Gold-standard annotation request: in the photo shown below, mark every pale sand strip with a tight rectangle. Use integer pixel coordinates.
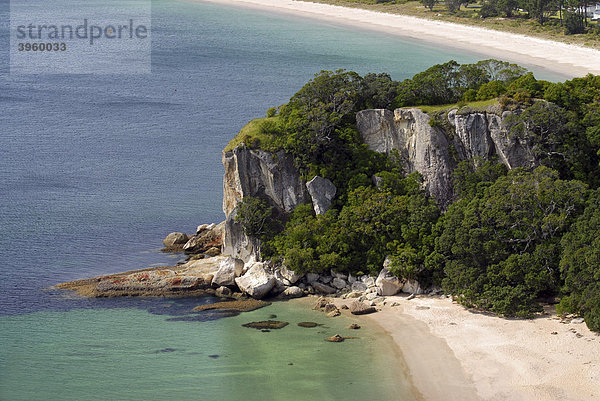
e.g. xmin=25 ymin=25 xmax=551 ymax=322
xmin=198 ymin=0 xmax=600 ymax=77
xmin=330 ymin=295 xmax=600 ymax=401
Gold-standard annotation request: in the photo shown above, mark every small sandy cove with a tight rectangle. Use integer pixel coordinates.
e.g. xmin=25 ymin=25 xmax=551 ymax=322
xmin=199 ymin=0 xmax=600 ymax=77
xmin=327 ymin=295 xmax=600 ymax=401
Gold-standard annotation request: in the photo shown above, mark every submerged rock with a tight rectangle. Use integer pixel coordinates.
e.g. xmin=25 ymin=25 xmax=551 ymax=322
xmin=193 ymin=299 xmax=270 ymax=313
xmin=297 ymin=322 xmax=320 ymax=328
xmin=325 ymin=334 xmax=344 ymax=342
xmin=242 ymin=320 xmax=289 ymax=330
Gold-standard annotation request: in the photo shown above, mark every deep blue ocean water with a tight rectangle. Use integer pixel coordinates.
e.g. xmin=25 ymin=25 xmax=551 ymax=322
xmin=0 ymin=0 xmax=569 ymax=399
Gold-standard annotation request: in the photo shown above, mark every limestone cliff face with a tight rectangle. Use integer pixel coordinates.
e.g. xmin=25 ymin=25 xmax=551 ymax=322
xmin=357 ymin=107 xmax=535 ymax=207
xmin=222 ymin=145 xmax=309 ymax=262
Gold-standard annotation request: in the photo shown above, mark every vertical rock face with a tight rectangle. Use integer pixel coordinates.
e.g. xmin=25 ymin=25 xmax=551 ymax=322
xmin=358 ymin=108 xmax=454 ymax=207
xmin=222 ymin=145 xmax=309 ymax=262
xmin=357 ymin=107 xmax=537 ymax=208
xmin=448 ymin=110 xmax=495 ymax=162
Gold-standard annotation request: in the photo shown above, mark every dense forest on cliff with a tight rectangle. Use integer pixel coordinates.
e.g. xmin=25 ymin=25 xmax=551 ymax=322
xmin=230 ymin=60 xmax=600 ymax=331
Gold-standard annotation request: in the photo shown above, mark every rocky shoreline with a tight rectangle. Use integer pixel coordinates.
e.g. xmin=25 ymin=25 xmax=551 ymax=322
xmin=57 ymin=225 xmax=436 ymax=316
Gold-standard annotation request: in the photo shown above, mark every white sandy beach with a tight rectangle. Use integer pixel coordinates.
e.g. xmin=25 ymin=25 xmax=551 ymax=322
xmin=327 ymin=295 xmax=600 ymax=401
xmin=199 ymin=0 xmax=600 ymax=77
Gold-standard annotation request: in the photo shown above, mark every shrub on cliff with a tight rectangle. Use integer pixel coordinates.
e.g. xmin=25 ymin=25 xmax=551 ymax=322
xmin=268 ymin=172 xmax=439 ymax=276
xmin=235 ymin=196 xmax=280 ymax=242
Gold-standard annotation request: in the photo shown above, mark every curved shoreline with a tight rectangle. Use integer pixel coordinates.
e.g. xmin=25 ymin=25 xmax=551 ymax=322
xmin=329 ymin=295 xmax=600 ymax=401
xmin=196 ymin=0 xmax=600 ymax=78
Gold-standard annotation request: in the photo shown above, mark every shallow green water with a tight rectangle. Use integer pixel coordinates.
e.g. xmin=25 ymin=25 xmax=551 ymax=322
xmin=0 ymin=301 xmax=413 ymax=401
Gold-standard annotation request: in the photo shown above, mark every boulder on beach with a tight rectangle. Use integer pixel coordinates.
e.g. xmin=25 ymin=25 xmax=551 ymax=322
xmin=312 ymin=282 xmax=337 ymax=295
xmin=205 ymin=247 xmax=221 ymax=257
xmin=182 ymin=221 xmax=225 ymax=254
xmin=279 ymin=286 xmax=304 ymax=299
xmin=331 ymin=277 xmax=347 ymax=289
xmin=402 ymin=279 xmax=423 ymax=295
xmin=279 ymin=265 xmax=303 ymax=284
xmin=375 ymin=264 xmax=404 ymax=296
xmin=211 ymin=257 xmax=245 ymax=287
xmin=351 ymin=281 xmax=367 ymax=292
xmin=349 ymin=300 xmax=377 ymax=315
xmin=313 ymin=297 xmax=331 ymax=310
xmin=215 ymin=286 xmax=232 ymax=298
xmin=234 ymin=262 xmax=276 ymax=299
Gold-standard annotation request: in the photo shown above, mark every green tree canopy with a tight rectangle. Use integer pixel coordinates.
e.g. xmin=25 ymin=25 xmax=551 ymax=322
xmin=434 ymin=167 xmax=587 ymax=316
xmin=559 ymin=189 xmax=600 ymax=331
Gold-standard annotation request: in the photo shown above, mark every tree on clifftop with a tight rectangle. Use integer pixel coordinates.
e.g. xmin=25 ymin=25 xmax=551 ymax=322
xmin=421 ymin=0 xmax=436 ymax=11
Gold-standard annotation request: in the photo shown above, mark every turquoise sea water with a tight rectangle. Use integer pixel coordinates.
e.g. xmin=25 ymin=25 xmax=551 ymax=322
xmin=0 ymin=0 xmax=568 ymax=399
xmin=0 ymin=302 xmax=413 ymax=401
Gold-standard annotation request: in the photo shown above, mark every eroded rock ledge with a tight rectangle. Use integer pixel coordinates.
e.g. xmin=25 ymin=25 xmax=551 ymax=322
xmin=57 ymin=238 xmax=434 ymax=310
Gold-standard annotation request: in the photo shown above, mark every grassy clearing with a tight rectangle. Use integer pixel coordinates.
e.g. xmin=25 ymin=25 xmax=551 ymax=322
xmin=224 ymin=116 xmax=281 ymax=152
xmin=416 ymin=98 xmax=498 ymax=113
xmin=299 ymin=0 xmax=600 ymax=50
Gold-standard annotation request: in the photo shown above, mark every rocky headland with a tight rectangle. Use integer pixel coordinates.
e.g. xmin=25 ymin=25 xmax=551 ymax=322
xmin=58 ymin=104 xmax=540 ymax=304
xmin=55 ymin=98 xmax=600 ymax=400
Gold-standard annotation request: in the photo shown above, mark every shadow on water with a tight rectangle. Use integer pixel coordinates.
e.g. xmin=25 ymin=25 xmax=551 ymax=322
xmin=18 ymin=288 xmax=240 ymax=323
